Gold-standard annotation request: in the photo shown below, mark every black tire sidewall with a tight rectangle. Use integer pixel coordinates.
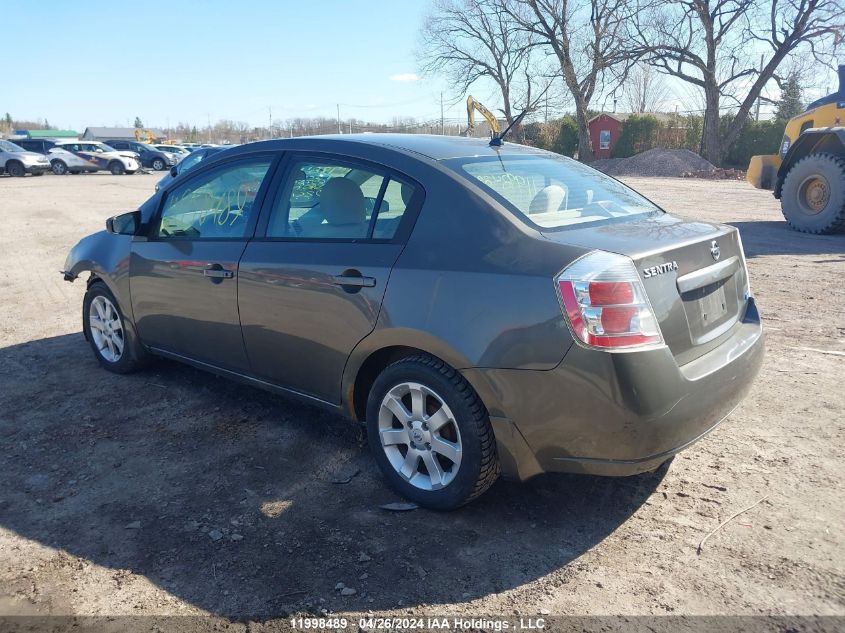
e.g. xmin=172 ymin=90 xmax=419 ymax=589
xmin=109 ymin=161 xmax=125 ymax=175
xmin=7 ymin=161 xmax=25 ymax=177
xmin=781 ymin=153 xmax=845 ymax=233
xmin=366 ymin=359 xmax=489 ymax=510
xmin=52 ymin=160 xmax=67 ymax=175
xmin=82 ymin=283 xmax=142 ymax=374
xmin=152 ymin=158 xmax=165 ymax=171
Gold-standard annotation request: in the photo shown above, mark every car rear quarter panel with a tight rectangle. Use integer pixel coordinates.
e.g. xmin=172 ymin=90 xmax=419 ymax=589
xmin=343 ymin=155 xmax=587 ymax=412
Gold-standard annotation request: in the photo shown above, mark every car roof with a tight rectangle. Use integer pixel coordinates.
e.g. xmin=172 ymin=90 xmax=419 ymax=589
xmin=221 ymin=134 xmax=549 ymax=162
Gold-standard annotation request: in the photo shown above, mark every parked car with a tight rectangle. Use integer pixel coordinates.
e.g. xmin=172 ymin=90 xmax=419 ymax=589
xmin=62 ymin=135 xmax=764 ymax=510
xmin=154 ymin=144 xmax=190 ymax=161
xmin=0 ymin=139 xmax=50 ymax=176
xmin=53 ymin=141 xmax=140 ymax=175
xmin=154 ymin=146 xmax=225 ymax=191
xmin=14 ymin=138 xmax=99 ymax=175
xmin=102 ymin=139 xmax=176 ymax=171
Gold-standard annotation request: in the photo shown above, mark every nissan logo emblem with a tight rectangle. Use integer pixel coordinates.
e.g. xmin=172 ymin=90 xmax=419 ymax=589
xmin=710 ymin=240 xmax=720 ymax=261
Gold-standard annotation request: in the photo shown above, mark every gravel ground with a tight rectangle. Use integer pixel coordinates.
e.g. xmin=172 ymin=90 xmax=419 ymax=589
xmin=0 ymin=173 xmax=843 ymax=625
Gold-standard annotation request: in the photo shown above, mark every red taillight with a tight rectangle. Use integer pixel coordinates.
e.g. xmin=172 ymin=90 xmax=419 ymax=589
xmin=588 ymin=281 xmax=633 ymax=305
xmin=556 ymin=251 xmax=663 ymax=351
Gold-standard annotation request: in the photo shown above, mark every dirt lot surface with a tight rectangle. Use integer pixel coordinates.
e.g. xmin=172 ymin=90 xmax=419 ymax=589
xmin=0 ymin=173 xmax=843 ymax=625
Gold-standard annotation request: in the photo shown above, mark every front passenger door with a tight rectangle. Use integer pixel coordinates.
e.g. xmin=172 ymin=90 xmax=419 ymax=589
xmin=130 ymin=155 xmax=276 ymax=371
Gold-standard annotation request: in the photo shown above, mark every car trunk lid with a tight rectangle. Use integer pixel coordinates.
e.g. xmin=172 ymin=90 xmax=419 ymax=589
xmin=543 ymin=214 xmax=750 ymax=364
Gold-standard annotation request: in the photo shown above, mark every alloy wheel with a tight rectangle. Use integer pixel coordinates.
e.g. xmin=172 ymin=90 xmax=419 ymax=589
xmin=377 ymin=382 xmax=463 ymax=490
xmin=89 ymin=295 xmax=124 ymax=362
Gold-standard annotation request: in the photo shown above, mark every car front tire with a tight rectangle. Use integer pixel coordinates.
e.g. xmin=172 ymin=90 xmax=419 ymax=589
xmin=6 ymin=161 xmax=25 ymax=177
xmin=108 ymin=161 xmax=125 ymax=175
xmin=366 ymin=355 xmax=500 ymax=510
xmin=51 ymin=160 xmax=68 ymax=175
xmin=152 ymin=158 xmax=166 ymax=171
xmin=83 ymin=282 xmax=148 ymax=374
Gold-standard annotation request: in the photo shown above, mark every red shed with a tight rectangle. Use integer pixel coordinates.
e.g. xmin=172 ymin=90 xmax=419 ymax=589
xmin=588 ymin=113 xmax=625 ymax=159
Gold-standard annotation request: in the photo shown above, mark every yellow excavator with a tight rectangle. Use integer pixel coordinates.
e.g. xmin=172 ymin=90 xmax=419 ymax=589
xmin=134 ymin=128 xmax=156 ymax=144
xmin=466 ymin=96 xmax=501 ymax=138
xmin=747 ymin=65 xmax=845 ymax=234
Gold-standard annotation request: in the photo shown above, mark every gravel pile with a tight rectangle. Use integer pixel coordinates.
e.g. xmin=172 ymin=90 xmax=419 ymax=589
xmin=590 ymin=148 xmax=716 ymax=177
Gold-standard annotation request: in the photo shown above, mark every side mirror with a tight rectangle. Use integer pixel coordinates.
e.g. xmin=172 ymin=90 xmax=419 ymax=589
xmin=169 ymin=165 xmax=178 ymax=177
xmin=106 ymin=210 xmax=141 ymax=235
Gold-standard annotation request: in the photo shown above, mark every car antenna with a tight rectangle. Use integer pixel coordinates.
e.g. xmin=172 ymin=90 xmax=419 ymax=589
xmin=489 ymin=83 xmax=551 ymax=147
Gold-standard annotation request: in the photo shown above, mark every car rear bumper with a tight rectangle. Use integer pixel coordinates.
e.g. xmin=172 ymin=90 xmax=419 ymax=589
xmin=463 ymin=298 xmax=765 ymax=481
xmin=27 ymin=164 xmax=50 ymax=174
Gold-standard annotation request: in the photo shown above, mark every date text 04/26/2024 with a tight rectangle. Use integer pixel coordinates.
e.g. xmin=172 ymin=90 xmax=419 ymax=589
xmin=290 ymin=616 xmax=547 ymax=630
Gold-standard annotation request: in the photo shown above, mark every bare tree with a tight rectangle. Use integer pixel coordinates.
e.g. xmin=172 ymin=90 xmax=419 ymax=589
xmin=621 ymin=64 xmax=672 ymax=112
xmin=631 ymin=0 xmax=844 ymax=165
xmin=502 ymin=0 xmax=639 ymax=161
xmin=419 ymin=0 xmax=550 ymax=124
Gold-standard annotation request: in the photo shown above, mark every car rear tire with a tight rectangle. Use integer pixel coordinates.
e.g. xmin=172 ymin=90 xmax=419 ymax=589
xmin=6 ymin=161 xmax=25 ymax=177
xmin=51 ymin=160 xmax=68 ymax=175
xmin=108 ymin=161 xmax=125 ymax=175
xmin=366 ymin=355 xmax=500 ymax=510
xmin=83 ymin=282 xmax=149 ymax=374
xmin=152 ymin=158 xmax=166 ymax=171
xmin=780 ymin=152 xmax=845 ymax=234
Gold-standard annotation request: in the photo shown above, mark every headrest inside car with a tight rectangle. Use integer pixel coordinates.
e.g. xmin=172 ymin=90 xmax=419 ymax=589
xmin=320 ymin=178 xmax=365 ymax=225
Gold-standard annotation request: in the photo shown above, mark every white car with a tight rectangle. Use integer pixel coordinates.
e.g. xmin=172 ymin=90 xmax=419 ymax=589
xmin=52 ymin=141 xmax=140 ymax=175
xmin=154 ymin=144 xmax=189 ymax=162
xmin=0 ymin=140 xmax=50 ymax=176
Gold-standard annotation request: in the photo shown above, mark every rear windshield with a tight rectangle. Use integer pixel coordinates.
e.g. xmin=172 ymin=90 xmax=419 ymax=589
xmin=444 ymin=154 xmax=661 ymax=230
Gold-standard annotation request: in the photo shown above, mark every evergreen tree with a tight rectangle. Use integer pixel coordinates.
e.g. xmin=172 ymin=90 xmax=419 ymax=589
xmin=134 ymin=116 xmax=144 ymax=128
xmin=776 ymin=75 xmax=804 ymax=121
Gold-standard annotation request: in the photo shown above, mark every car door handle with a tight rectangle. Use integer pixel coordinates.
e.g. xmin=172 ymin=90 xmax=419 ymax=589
xmin=332 ymin=274 xmax=376 ymax=288
xmin=203 ymin=267 xmax=234 ymax=279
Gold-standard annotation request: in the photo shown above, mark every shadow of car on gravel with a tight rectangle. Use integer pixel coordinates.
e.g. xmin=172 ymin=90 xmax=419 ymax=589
xmin=0 ymin=333 xmax=667 ymax=617
xmin=728 ymin=221 xmax=845 ymax=259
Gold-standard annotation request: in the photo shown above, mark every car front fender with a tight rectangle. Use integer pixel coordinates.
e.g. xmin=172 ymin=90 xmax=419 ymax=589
xmin=62 ymin=231 xmax=134 ymax=320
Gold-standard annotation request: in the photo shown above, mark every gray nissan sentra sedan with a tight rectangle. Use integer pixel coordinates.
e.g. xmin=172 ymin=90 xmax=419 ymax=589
xmin=63 ymin=134 xmax=764 ymax=510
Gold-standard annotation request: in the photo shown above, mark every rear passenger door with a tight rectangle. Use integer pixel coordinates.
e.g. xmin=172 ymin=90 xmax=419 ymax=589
xmin=238 ymin=154 xmax=423 ymax=403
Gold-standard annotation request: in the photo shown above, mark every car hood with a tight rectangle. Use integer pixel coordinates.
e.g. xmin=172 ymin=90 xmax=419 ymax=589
xmin=17 ymin=150 xmax=48 ymax=162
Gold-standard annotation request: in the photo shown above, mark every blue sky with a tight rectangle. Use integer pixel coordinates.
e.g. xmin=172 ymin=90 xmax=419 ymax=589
xmin=4 ymin=0 xmax=467 ymax=130
xmin=4 ymin=1 xmax=834 ymax=132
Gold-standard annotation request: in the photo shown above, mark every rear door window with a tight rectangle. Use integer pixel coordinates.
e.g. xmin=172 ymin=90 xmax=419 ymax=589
xmin=265 ymin=159 xmax=416 ymax=240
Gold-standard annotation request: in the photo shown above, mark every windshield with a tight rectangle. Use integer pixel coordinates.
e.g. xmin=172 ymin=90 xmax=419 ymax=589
xmin=0 ymin=140 xmax=25 ymax=153
xmin=445 ymin=154 xmax=661 ymax=230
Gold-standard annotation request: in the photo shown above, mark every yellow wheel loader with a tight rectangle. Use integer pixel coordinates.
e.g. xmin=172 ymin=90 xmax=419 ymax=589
xmin=747 ymin=65 xmax=845 ymax=234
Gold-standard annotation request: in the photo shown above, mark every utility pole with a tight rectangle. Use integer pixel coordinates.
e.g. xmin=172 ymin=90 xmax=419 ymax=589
xmin=207 ymin=113 xmax=211 ymax=143
xmin=269 ymin=106 xmax=273 ymax=138
xmin=754 ymin=54 xmax=763 ymax=121
xmin=439 ymin=92 xmax=444 ymax=135
xmin=337 ymin=104 xmax=341 ymax=134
